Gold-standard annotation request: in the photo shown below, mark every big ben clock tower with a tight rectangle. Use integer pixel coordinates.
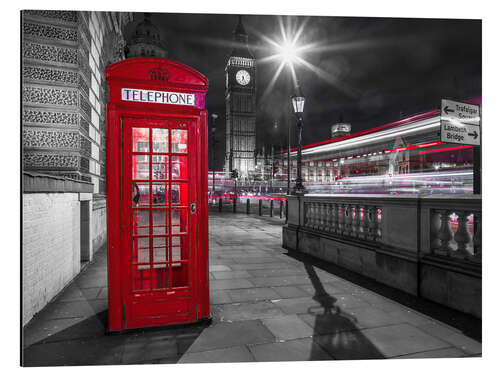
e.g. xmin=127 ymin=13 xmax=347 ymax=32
xmin=225 ymin=16 xmax=256 ymax=178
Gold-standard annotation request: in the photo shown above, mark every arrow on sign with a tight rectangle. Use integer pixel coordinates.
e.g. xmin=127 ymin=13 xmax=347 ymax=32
xmin=443 ymin=106 xmax=455 ymax=115
xmin=468 ymin=130 xmax=478 ymax=139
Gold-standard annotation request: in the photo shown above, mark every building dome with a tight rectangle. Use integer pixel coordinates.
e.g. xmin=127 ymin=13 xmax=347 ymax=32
xmin=126 ymin=13 xmax=167 ymax=58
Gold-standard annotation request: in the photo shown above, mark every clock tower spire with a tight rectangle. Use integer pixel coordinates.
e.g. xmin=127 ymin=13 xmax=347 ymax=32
xmin=225 ymin=15 xmax=257 ymax=178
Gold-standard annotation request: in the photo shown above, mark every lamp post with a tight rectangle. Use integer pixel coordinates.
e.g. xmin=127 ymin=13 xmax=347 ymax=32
xmin=211 ymin=113 xmax=218 ymax=201
xmin=287 ymin=116 xmax=291 ymax=195
xmin=291 ymin=85 xmax=306 ymax=195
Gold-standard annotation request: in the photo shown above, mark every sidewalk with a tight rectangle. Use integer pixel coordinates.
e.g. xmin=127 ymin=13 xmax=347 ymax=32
xmin=22 ymin=212 xmax=481 ymax=366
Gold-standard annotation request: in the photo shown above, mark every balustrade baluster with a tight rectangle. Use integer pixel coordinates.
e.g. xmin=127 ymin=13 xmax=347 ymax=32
xmin=344 ymin=204 xmax=352 ymax=236
xmin=329 ymin=203 xmax=335 ymax=232
xmin=331 ymin=203 xmax=338 ymax=234
xmin=312 ymin=203 xmax=318 ymax=229
xmin=311 ymin=203 xmax=317 ymax=229
xmin=473 ymin=212 xmax=482 ymax=260
xmin=361 ymin=206 xmax=369 ymax=239
xmin=351 ymin=205 xmax=360 ymax=237
xmin=453 ymin=211 xmax=472 ymax=258
xmin=436 ymin=209 xmax=453 ymax=255
xmin=367 ymin=206 xmax=377 ymax=241
xmin=315 ymin=203 xmax=320 ymax=230
xmin=430 ymin=210 xmax=442 ymax=253
xmin=325 ymin=203 xmax=330 ymax=231
xmin=311 ymin=203 xmax=316 ymax=229
xmin=305 ymin=203 xmax=311 ymax=228
xmin=319 ymin=203 xmax=326 ymax=231
xmin=338 ymin=204 xmax=345 ymax=234
xmin=376 ymin=208 xmax=383 ymax=241
xmin=325 ymin=203 xmax=332 ymax=232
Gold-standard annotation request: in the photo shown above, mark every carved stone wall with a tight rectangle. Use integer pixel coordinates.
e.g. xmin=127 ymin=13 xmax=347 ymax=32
xmin=22 ymin=10 xmax=132 ymax=194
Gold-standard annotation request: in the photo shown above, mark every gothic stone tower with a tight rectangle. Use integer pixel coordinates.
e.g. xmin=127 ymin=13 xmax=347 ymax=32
xmin=225 ymin=16 xmax=256 ymax=178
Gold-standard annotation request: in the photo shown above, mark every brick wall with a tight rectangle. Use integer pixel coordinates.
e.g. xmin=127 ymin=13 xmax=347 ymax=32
xmin=22 ymin=193 xmax=81 ymax=326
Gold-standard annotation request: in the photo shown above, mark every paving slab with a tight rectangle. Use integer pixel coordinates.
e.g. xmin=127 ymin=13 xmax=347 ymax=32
xmin=359 ymin=323 xmax=451 ymax=357
xmin=312 ymin=330 xmax=386 ymax=360
xmin=227 ymin=287 xmax=281 ymax=303
xmin=178 ymin=345 xmax=255 ymax=363
xmin=185 ymin=320 xmax=275 ymax=353
xmin=211 ymin=270 xmax=253 ymax=280
xmin=249 ymin=337 xmax=333 ymax=362
xmin=261 ymin=314 xmax=314 ymax=341
xmin=210 ymin=290 xmax=233 ymax=305
xmin=396 ymin=347 xmax=466 ymax=359
xmin=297 ymin=310 xmax=362 ymax=336
xmin=212 ymin=301 xmax=286 ymax=322
xmin=250 ymin=275 xmax=311 ymax=287
xmin=210 ymin=278 xmax=254 ymax=290
xmin=271 ymin=285 xmax=310 ymax=299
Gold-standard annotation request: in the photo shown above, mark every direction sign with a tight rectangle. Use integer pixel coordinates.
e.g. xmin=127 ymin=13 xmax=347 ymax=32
xmin=440 ymin=99 xmax=481 ymax=146
xmin=440 ymin=119 xmax=480 ymax=145
xmin=441 ymin=99 xmax=480 ymax=126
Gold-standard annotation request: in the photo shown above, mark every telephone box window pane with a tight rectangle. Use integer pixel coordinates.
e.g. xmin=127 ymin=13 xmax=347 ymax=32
xmin=152 ymin=209 xmax=168 ymax=235
xmin=172 ymin=262 xmax=188 ymax=288
xmin=152 ymin=183 xmax=167 ymax=207
xmin=171 ymin=209 xmax=188 ymax=234
xmin=171 ymin=183 xmax=187 ymax=206
xmin=171 ymin=129 xmax=188 ymax=153
xmin=133 ymin=155 xmax=149 ymax=180
xmin=153 ymin=237 xmax=168 ymax=263
xmin=171 ymin=155 xmax=188 ymax=180
xmin=133 ymin=182 xmax=150 ymax=207
xmin=132 ymin=128 xmax=149 ymax=152
xmin=152 ymin=155 xmax=168 ymax=180
xmin=152 ymin=128 xmax=169 ymax=153
xmin=133 ymin=210 xmax=150 ymax=236
xmin=172 ymin=235 xmax=188 ymax=261
xmin=153 ymin=265 xmax=170 ymax=289
xmin=132 ymin=265 xmax=151 ymax=291
xmin=134 ymin=237 xmax=150 ymax=264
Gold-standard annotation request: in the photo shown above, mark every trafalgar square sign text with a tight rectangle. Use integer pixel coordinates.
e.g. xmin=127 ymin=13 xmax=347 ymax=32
xmin=440 ymin=99 xmax=481 ymax=146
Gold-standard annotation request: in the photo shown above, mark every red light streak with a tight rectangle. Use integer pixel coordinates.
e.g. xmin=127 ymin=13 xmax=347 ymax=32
xmin=419 ymin=145 xmax=472 ymax=154
xmin=284 ymin=97 xmax=481 ymax=154
xmin=385 ymin=141 xmax=443 ymax=153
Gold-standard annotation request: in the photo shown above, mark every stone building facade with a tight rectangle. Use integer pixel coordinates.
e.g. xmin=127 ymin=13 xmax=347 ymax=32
xmin=22 ymin=10 xmax=133 ymax=326
xmin=22 ymin=10 xmax=132 ymax=190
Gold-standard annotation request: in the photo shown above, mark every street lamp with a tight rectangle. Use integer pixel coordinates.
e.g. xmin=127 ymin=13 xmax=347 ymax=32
xmin=291 ymin=85 xmax=306 ymax=195
xmin=211 ymin=113 xmax=218 ymax=201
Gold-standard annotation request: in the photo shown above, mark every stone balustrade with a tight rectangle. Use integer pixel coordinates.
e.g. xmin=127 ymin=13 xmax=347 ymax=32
xmin=283 ymin=193 xmax=482 ymax=318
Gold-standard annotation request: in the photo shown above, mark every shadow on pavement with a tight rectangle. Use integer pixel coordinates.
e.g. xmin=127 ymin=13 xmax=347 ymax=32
xmin=23 ymin=311 xmax=210 ymax=366
xmin=303 ymin=263 xmax=385 ymax=360
xmin=288 ymin=250 xmax=481 ymax=342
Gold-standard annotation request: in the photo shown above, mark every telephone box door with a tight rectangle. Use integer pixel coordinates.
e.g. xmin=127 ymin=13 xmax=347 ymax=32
xmin=123 ymin=117 xmax=197 ymax=329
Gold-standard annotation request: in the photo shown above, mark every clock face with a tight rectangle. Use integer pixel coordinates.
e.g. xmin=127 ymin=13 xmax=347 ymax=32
xmin=235 ymin=70 xmax=251 ymax=86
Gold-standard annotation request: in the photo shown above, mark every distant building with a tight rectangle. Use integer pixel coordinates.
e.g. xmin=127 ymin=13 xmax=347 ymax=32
xmin=126 ymin=12 xmax=167 ymax=58
xmin=331 ymin=123 xmax=351 ymax=138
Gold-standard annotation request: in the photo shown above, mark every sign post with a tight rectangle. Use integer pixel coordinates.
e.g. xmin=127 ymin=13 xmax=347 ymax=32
xmin=440 ymin=99 xmax=481 ymax=194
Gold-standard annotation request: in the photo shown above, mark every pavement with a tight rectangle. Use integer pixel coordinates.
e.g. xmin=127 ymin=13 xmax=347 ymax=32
xmin=22 ymin=211 xmax=481 ymax=366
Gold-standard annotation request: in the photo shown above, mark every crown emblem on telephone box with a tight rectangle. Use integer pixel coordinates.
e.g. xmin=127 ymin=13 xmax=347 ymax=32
xmin=149 ymin=66 xmax=169 ymax=82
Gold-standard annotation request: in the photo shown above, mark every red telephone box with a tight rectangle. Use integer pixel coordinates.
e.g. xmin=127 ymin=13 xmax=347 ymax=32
xmin=105 ymin=57 xmax=210 ymax=331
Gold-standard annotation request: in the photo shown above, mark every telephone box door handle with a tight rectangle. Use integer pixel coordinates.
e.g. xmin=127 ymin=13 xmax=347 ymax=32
xmin=190 ymin=203 xmax=196 ymax=214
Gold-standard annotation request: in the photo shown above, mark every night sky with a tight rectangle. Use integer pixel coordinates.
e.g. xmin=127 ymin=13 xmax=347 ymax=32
xmin=124 ymin=13 xmax=481 ymax=169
